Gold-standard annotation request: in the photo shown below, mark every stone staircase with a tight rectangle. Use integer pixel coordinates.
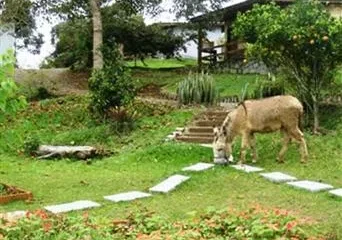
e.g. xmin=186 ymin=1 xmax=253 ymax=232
xmin=176 ymin=109 xmax=230 ymax=144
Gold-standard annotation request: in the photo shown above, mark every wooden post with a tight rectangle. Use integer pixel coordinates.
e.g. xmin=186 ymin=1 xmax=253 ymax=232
xmin=197 ymin=26 xmax=203 ymax=71
xmin=223 ymin=20 xmax=229 ymax=61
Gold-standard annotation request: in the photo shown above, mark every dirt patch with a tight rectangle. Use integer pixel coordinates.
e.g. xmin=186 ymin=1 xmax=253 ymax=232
xmin=138 ymin=83 xmax=162 ymax=98
xmin=15 ymin=68 xmax=90 ymax=96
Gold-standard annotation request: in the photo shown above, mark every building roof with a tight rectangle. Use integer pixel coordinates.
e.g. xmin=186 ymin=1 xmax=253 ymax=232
xmin=190 ymin=0 xmax=342 ymax=22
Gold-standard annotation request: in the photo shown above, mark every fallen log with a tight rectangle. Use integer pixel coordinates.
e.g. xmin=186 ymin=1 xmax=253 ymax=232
xmin=37 ymin=145 xmax=97 ymax=160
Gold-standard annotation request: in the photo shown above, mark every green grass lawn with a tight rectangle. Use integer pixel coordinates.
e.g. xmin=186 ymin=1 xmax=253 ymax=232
xmin=1 ymin=95 xmax=342 ymax=238
xmin=126 ymin=58 xmax=197 ymax=69
xmin=132 ymin=70 xmax=263 ymax=99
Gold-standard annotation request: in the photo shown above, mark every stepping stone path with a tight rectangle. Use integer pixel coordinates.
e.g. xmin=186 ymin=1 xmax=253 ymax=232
xmin=104 ymin=191 xmax=151 ymax=202
xmin=260 ymin=172 xmax=297 ymax=183
xmin=182 ymin=162 xmax=214 ymax=172
xmin=286 ymin=180 xmax=334 ymax=192
xmin=44 ymin=200 xmax=101 ymax=214
xmin=149 ymin=175 xmax=190 ymax=193
xmin=231 ymin=164 xmax=264 ymax=173
xmin=329 ymin=189 xmax=342 ymax=197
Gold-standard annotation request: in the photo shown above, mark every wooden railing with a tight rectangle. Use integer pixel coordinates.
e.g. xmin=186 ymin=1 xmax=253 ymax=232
xmin=200 ymin=40 xmax=245 ymax=65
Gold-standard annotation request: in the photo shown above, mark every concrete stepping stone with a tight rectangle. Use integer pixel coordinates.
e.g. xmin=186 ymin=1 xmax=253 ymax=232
xmin=200 ymin=144 xmax=212 ymax=148
xmin=149 ymin=174 xmax=190 ymax=193
xmin=260 ymin=172 xmax=297 ymax=183
xmin=231 ymin=164 xmax=264 ymax=173
xmin=44 ymin=200 xmax=101 ymax=214
xmin=329 ymin=189 xmax=342 ymax=197
xmin=104 ymin=191 xmax=151 ymax=202
xmin=286 ymin=180 xmax=334 ymax=192
xmin=182 ymin=162 xmax=214 ymax=172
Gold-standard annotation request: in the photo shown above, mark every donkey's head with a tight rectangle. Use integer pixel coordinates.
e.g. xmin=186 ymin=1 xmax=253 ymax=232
xmin=213 ymin=114 xmax=234 ymax=162
xmin=213 ymin=125 xmax=229 ymax=159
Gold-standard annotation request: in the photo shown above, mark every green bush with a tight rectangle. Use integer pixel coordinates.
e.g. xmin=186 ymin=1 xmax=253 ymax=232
xmin=88 ymin=47 xmax=136 ymax=118
xmin=107 ymin=106 xmax=138 ymax=134
xmin=177 ymin=71 xmax=218 ymax=105
xmin=0 ymin=50 xmax=27 ymax=120
xmin=250 ymin=77 xmax=285 ymax=99
xmin=23 ymin=135 xmax=41 ymax=156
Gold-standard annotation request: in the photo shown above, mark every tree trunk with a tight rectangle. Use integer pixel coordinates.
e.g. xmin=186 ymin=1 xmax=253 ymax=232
xmin=37 ymin=145 xmax=97 ymax=160
xmin=90 ymin=0 xmax=103 ymax=69
xmin=312 ymin=99 xmax=320 ymax=134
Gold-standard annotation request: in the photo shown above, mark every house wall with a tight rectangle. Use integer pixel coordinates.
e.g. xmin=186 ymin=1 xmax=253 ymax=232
xmin=0 ymin=26 xmax=15 ymax=55
xmin=173 ymin=27 xmax=223 ymax=59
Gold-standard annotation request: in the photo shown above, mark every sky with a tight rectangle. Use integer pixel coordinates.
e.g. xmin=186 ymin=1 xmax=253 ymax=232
xmin=16 ymin=0 xmax=246 ymax=69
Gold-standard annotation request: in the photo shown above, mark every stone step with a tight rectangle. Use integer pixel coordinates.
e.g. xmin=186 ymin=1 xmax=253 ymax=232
xmin=194 ymin=120 xmax=224 ymax=127
xmin=195 ymin=116 xmax=226 ymax=121
xmin=176 ymin=135 xmax=213 ymax=144
xmin=203 ymin=111 xmax=229 ymax=116
xmin=183 ymin=132 xmax=214 ymax=138
xmin=187 ymin=126 xmax=213 ymax=133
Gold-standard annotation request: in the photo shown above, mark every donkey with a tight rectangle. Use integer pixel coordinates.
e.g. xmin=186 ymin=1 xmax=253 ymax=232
xmin=213 ymin=95 xmax=308 ymax=164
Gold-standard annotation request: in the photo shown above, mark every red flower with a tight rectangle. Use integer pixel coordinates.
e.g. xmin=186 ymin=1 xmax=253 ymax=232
xmin=286 ymin=221 xmax=297 ymax=231
xmin=34 ymin=210 xmax=48 ymax=219
xmin=42 ymin=221 xmax=52 ymax=232
xmin=25 ymin=211 xmax=32 ymax=219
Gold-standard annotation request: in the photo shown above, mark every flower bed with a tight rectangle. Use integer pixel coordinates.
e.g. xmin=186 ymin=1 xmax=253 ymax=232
xmin=0 ymin=183 xmax=33 ymax=204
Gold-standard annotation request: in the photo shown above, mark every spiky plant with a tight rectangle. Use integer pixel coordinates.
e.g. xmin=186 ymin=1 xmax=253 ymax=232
xmin=177 ymin=71 xmax=218 ymax=105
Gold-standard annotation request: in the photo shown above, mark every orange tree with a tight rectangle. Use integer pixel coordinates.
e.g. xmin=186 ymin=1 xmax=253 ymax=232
xmin=233 ymin=0 xmax=342 ymax=133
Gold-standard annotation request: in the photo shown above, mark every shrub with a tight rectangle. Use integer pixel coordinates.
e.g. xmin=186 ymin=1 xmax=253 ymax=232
xmin=250 ymin=77 xmax=285 ymax=99
xmin=177 ymin=71 xmax=218 ymax=105
xmin=23 ymin=135 xmax=41 ymax=156
xmin=88 ymin=46 xmax=136 ymax=119
xmin=107 ymin=106 xmax=138 ymax=134
xmin=0 ymin=50 xmax=27 ymax=120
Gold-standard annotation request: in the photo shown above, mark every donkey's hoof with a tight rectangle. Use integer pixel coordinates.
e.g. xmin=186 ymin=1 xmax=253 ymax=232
xmin=214 ymin=158 xmax=228 ymax=165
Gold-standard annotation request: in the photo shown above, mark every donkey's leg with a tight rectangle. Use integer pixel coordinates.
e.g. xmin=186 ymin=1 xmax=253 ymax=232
xmin=250 ymin=133 xmax=258 ymax=163
xmin=289 ymin=127 xmax=308 ymax=163
xmin=225 ymin=142 xmax=234 ymax=162
xmin=239 ymin=133 xmax=250 ymax=165
xmin=278 ymin=130 xmax=290 ymax=163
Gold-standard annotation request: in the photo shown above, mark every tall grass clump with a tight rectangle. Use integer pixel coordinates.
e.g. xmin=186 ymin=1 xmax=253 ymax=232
xmin=250 ymin=75 xmax=285 ymax=99
xmin=177 ymin=71 xmax=218 ymax=105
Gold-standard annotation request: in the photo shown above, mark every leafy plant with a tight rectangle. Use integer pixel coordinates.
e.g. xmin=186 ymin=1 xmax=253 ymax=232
xmin=0 ymin=50 xmax=27 ymax=120
xmin=0 ymin=184 xmax=6 ymax=195
xmin=107 ymin=106 xmax=138 ymax=134
xmin=23 ymin=135 xmax=41 ymax=156
xmin=250 ymin=77 xmax=285 ymax=99
xmin=88 ymin=46 xmax=136 ymax=118
xmin=177 ymin=71 xmax=218 ymax=105
xmin=233 ymin=1 xmax=342 ymax=133
xmin=0 ymin=207 xmax=314 ymax=239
